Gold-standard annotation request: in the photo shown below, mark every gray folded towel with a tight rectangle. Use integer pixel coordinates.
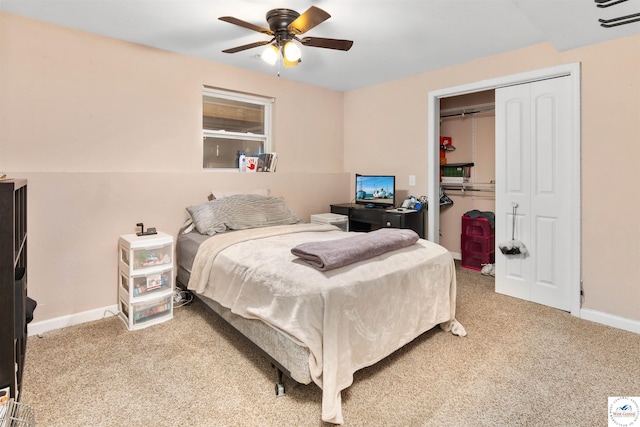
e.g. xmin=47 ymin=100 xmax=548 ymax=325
xmin=291 ymin=228 xmax=419 ymax=271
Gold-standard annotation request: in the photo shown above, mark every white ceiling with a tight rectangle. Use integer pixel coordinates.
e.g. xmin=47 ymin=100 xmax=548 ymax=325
xmin=2 ymin=0 xmax=639 ymax=92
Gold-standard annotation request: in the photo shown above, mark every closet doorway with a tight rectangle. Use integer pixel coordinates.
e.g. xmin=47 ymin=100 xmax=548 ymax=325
xmin=438 ymin=91 xmax=496 ymax=260
xmin=427 ymin=63 xmax=581 ymax=316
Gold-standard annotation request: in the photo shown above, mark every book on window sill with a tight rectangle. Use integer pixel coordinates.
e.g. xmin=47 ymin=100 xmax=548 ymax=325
xmin=257 ymin=154 xmax=266 ymax=171
xmin=268 ymin=152 xmax=278 ymax=172
xmin=257 ymin=153 xmax=278 ymax=172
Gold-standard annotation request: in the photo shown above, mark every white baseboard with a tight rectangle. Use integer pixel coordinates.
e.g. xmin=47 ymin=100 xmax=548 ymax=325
xmin=27 ymin=304 xmax=119 ymax=337
xmin=451 ymin=251 xmax=639 ymax=335
xmin=579 ymin=308 xmax=640 ymax=335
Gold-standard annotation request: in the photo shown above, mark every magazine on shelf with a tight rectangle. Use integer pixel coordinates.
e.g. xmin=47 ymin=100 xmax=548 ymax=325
xmin=268 ymin=152 xmax=278 ymax=172
xmin=257 ymin=152 xmax=278 ymax=172
xmin=257 ymin=154 xmax=268 ymax=172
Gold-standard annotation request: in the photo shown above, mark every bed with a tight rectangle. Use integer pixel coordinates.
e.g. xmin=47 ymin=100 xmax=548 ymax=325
xmin=176 ymin=193 xmax=466 ymax=424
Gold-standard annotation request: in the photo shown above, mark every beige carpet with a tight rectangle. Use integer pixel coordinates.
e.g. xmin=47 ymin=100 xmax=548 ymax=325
xmin=20 ymin=264 xmax=640 ymax=426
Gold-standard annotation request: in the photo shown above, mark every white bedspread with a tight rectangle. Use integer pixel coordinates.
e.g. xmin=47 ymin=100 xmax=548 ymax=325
xmin=187 ymin=223 xmax=464 ymax=424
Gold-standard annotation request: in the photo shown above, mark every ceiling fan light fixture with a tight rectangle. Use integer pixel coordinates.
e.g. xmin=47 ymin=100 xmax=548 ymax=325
xmin=261 ymin=44 xmax=279 ymax=65
xmin=283 ymin=40 xmax=301 ymax=62
xmin=221 ymin=6 xmax=353 ymax=70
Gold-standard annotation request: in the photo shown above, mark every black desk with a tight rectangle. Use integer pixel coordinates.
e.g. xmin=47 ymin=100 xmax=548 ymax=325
xmin=330 ymin=203 xmax=425 ymax=238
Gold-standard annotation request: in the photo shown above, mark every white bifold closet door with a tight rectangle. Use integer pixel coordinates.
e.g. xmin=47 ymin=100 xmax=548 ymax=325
xmin=495 ymin=76 xmax=573 ymax=311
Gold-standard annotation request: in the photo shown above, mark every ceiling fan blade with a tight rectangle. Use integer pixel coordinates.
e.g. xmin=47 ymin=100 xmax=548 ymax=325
xmin=219 ymin=16 xmax=273 ymax=35
xmin=288 ymin=6 xmax=331 ymax=35
xmin=300 ymin=37 xmax=353 ymax=51
xmin=222 ymin=39 xmax=273 ymax=54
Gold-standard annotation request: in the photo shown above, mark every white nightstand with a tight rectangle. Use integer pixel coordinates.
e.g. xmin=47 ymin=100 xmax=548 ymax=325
xmin=117 ymin=231 xmax=174 ymax=330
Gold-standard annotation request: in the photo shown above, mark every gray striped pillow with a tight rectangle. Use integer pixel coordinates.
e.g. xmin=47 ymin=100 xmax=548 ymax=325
xmin=186 ymin=194 xmax=300 ymax=236
xmin=186 ymin=200 xmax=226 ymax=236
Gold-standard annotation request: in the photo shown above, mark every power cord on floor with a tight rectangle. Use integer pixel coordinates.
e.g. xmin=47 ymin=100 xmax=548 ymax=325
xmin=173 ymin=289 xmax=194 ymax=307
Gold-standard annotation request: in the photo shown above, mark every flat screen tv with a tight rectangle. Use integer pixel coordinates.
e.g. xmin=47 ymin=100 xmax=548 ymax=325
xmin=355 ymin=174 xmax=396 ymax=208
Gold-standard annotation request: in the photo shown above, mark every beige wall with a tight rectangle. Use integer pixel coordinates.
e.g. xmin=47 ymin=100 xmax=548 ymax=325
xmin=344 ymin=37 xmax=640 ymax=321
xmin=2 ymin=12 xmax=640 ymax=326
xmin=0 ymin=13 xmax=350 ymax=322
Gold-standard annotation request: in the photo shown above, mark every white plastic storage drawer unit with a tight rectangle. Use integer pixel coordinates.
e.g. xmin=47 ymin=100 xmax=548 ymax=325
xmin=310 ymin=213 xmax=349 ymax=231
xmin=118 ymin=231 xmax=174 ymax=330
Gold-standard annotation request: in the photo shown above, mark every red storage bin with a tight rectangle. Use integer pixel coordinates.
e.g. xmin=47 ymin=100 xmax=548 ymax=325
xmin=461 ymin=215 xmax=495 ymax=271
xmin=461 ymin=216 xmax=494 ymax=238
xmin=462 ymin=234 xmax=495 ymax=254
xmin=461 ymin=249 xmax=495 ymax=271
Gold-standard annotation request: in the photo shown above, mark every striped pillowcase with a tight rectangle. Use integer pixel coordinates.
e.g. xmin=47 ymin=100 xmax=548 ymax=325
xmin=186 ymin=194 xmax=300 ymax=236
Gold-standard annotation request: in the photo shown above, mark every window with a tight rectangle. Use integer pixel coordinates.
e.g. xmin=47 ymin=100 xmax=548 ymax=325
xmin=202 ymin=87 xmax=273 ymax=169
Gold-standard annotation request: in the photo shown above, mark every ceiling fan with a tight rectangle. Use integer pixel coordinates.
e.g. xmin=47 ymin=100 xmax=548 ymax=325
xmin=219 ymin=6 xmax=353 ymax=68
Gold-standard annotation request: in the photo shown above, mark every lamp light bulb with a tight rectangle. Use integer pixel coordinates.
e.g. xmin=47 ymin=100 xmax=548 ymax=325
xmin=283 ymin=41 xmax=301 ymax=62
xmin=261 ymin=45 xmax=279 ymax=65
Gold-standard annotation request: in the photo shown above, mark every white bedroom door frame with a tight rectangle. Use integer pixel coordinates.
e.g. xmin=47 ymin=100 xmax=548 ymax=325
xmin=427 ymin=63 xmax=581 ymax=317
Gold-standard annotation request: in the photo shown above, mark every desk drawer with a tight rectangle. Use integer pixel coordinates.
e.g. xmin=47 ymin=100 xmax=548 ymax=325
xmin=350 ymin=209 xmax=380 ymax=223
xmin=382 ymin=214 xmax=402 ymax=228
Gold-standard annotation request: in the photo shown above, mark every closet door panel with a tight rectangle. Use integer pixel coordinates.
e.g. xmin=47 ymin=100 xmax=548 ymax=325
xmin=504 ymin=99 xmax=528 ymax=195
xmin=534 ymin=215 xmax=557 ymax=286
xmin=534 ymin=94 xmax=557 ymax=195
xmin=496 ymin=90 xmax=530 ymax=301
xmin=496 ymin=76 xmax=573 ymax=312
xmin=529 ymin=77 xmax=572 ymax=310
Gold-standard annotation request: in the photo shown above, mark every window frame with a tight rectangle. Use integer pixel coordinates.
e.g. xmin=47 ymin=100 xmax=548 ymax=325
xmin=202 ymin=86 xmax=274 ymax=170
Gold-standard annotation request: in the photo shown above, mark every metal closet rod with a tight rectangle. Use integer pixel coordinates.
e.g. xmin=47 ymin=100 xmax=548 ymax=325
xmin=440 ymin=103 xmax=495 ymax=118
xmin=441 ymin=182 xmax=496 ymax=193
xmin=442 ymin=187 xmax=495 ymax=193
xmin=444 ymin=189 xmax=495 ymax=194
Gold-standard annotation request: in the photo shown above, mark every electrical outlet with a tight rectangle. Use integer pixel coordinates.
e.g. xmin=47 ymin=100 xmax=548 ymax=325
xmin=409 ymin=175 xmax=416 ymax=186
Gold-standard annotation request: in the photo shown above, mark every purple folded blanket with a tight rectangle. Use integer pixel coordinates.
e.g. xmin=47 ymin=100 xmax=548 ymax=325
xmin=291 ymin=228 xmax=420 ymax=271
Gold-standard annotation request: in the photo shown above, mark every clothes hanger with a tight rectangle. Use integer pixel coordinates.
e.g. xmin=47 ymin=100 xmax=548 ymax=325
xmin=595 ymin=0 xmax=628 ymax=8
